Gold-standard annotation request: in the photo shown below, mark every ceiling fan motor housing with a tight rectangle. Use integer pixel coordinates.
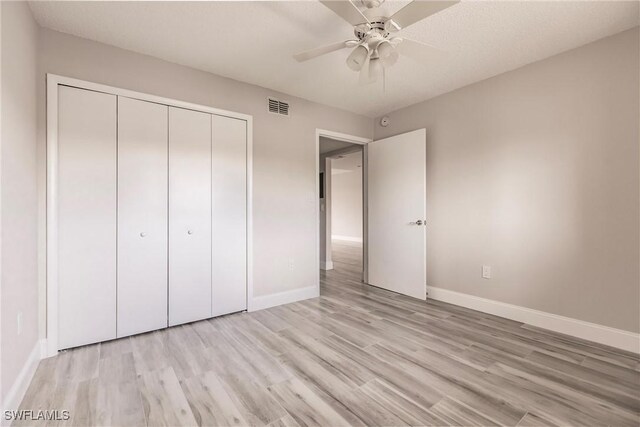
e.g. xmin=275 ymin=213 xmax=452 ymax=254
xmin=354 ymin=20 xmax=389 ymax=41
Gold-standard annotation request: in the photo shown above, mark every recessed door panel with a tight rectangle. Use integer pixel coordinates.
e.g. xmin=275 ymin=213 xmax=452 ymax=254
xmin=117 ymin=97 xmax=168 ymax=337
xmin=169 ymin=107 xmax=212 ymax=326
xmin=58 ymin=86 xmax=117 ymax=349
xmin=211 ymin=115 xmax=247 ymax=316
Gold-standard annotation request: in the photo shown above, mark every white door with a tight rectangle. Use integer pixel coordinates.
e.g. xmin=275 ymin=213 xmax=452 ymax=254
xmin=367 ymin=128 xmax=427 ymax=299
xmin=58 ymin=86 xmax=117 ymax=349
xmin=211 ymin=115 xmax=247 ymax=316
xmin=168 ymin=107 xmax=212 ymax=326
xmin=117 ymin=97 xmax=169 ymax=337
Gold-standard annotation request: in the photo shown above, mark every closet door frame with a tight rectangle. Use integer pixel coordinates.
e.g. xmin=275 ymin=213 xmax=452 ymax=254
xmin=46 ymin=74 xmax=253 ymax=357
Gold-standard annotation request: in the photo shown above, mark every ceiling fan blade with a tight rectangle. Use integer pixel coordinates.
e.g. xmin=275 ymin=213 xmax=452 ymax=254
xmin=320 ymin=0 xmax=370 ymax=26
xmin=387 ymin=0 xmax=458 ymax=31
xmin=395 ymin=38 xmax=446 ymax=62
xmin=293 ymin=41 xmax=350 ymax=62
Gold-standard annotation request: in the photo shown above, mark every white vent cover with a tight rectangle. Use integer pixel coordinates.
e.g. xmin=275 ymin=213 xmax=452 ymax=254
xmin=268 ymin=97 xmax=290 ymax=116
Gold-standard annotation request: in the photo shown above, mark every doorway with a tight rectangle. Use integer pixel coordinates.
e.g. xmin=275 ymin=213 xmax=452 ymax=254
xmin=316 ymin=130 xmax=370 ymax=287
xmin=316 ymin=128 xmax=427 ymax=301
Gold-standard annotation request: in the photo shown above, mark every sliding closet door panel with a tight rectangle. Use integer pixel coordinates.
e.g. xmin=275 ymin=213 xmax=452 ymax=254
xmin=117 ymin=97 xmax=168 ymax=337
xmin=168 ymin=107 xmax=212 ymax=326
xmin=211 ymin=115 xmax=247 ymax=316
xmin=58 ymin=86 xmax=117 ymax=349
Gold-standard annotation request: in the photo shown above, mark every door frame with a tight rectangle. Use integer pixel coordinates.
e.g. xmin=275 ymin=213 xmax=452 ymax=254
xmin=315 ymin=129 xmax=371 ymax=288
xmin=46 ymin=74 xmax=254 ymax=357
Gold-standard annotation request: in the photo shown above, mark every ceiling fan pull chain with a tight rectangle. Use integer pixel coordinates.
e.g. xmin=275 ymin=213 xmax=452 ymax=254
xmin=383 ymin=66 xmax=386 ymax=93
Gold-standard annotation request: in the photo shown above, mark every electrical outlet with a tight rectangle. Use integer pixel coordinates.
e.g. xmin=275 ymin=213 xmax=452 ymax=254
xmin=482 ymin=265 xmax=491 ymax=279
xmin=288 ymin=258 xmax=295 ymax=270
xmin=17 ymin=311 xmax=23 ymax=335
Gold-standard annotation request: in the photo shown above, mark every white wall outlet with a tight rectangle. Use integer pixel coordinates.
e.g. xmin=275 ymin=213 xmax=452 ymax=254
xmin=17 ymin=311 xmax=23 ymax=335
xmin=482 ymin=265 xmax=491 ymax=279
xmin=288 ymin=258 xmax=295 ymax=271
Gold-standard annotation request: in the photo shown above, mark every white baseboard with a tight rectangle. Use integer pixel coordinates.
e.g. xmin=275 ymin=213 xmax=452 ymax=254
xmin=1 ymin=339 xmax=44 ymax=423
xmin=249 ymin=285 xmax=319 ymax=312
xmin=320 ymin=261 xmax=334 ymax=270
xmin=331 ymin=235 xmax=362 ymax=243
xmin=427 ymin=286 xmax=639 ymax=354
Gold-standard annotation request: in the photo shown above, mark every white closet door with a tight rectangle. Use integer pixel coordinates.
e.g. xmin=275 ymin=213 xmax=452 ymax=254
xmin=168 ymin=107 xmax=212 ymax=326
xmin=211 ymin=115 xmax=247 ymax=316
xmin=117 ymin=97 xmax=168 ymax=337
xmin=58 ymin=86 xmax=117 ymax=349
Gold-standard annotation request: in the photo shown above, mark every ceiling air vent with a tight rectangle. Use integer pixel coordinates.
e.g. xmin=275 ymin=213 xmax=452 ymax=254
xmin=268 ymin=97 xmax=290 ymax=116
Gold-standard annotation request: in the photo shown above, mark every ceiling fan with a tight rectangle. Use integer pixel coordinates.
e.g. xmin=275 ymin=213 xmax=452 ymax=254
xmin=293 ymin=0 xmax=459 ymax=85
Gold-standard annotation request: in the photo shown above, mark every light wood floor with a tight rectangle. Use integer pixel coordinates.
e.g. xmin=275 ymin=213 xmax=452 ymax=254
xmin=18 ymin=240 xmax=640 ymax=426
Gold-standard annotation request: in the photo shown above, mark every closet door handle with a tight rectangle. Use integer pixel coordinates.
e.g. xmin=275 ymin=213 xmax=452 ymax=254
xmin=187 ymin=230 xmax=194 ymax=235
xmin=140 ymin=232 xmax=147 ymax=238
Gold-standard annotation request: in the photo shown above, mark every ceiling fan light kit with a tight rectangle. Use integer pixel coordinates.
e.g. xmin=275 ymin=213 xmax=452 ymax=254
xmin=376 ymin=40 xmax=398 ymax=68
xmin=293 ymin=0 xmax=459 ymax=85
xmin=346 ymin=44 xmax=370 ymax=71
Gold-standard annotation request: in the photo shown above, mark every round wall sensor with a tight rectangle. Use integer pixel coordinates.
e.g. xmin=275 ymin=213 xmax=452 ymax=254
xmin=380 ymin=116 xmax=390 ymax=127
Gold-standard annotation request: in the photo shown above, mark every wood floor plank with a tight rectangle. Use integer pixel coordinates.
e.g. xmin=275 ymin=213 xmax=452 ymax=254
xmin=233 ymin=315 xmax=296 ymax=357
xmin=98 ymin=352 xmax=137 ymax=385
xmin=320 ymin=335 xmax=444 ymax=410
xmin=137 ymin=367 xmax=198 ymax=427
xmin=268 ymin=377 xmax=352 ymax=427
xmin=445 ymin=314 xmax=587 ymax=364
xmin=487 ymin=362 xmax=638 ymax=426
xmin=516 ymin=411 xmax=559 ymax=426
xmin=526 ymin=351 xmax=639 ymax=401
xmin=266 ymin=414 xmax=301 ymax=427
xmin=581 ymin=355 xmax=640 ymax=380
xmin=250 ymin=309 xmax=292 ymax=333
xmin=278 ymin=328 xmax=376 ymax=386
xmin=520 ymin=324 xmax=640 ymax=369
xmin=429 ymin=396 xmax=499 ymax=426
xmin=367 ymin=342 xmax=527 ymax=426
xmin=55 ymin=345 xmax=100 ymax=384
xmin=99 ymin=338 xmax=132 ymax=360
xmin=130 ymin=331 xmax=171 ymax=374
xmin=218 ymin=325 xmax=292 ymax=386
xmin=180 ymin=371 xmax=249 ymax=427
xmin=216 ymin=372 xmax=287 ymax=426
xmin=93 ymin=377 xmax=146 ymax=427
xmin=359 ymin=379 xmax=450 ymax=426
xmin=334 ymin=388 xmax=408 ymax=427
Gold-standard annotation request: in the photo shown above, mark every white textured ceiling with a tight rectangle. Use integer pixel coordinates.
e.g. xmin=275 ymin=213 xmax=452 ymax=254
xmin=29 ymin=1 xmax=639 ymax=117
xmin=319 ymin=136 xmax=358 ymax=154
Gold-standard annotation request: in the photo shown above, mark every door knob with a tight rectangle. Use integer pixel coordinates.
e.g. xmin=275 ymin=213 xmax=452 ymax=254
xmin=410 ymin=220 xmax=425 ymax=226
xmin=415 ymin=220 xmax=424 ymax=226
xmin=187 ymin=230 xmax=194 ymax=235
xmin=140 ymin=232 xmax=147 ymax=237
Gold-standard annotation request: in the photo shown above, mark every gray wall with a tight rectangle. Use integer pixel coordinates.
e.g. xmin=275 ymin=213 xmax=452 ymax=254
xmin=36 ymin=27 xmax=373 ymax=337
xmin=331 ymin=152 xmax=363 ymax=241
xmin=374 ymin=27 xmax=640 ymax=333
xmin=1 ymin=1 xmax=39 ymax=400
